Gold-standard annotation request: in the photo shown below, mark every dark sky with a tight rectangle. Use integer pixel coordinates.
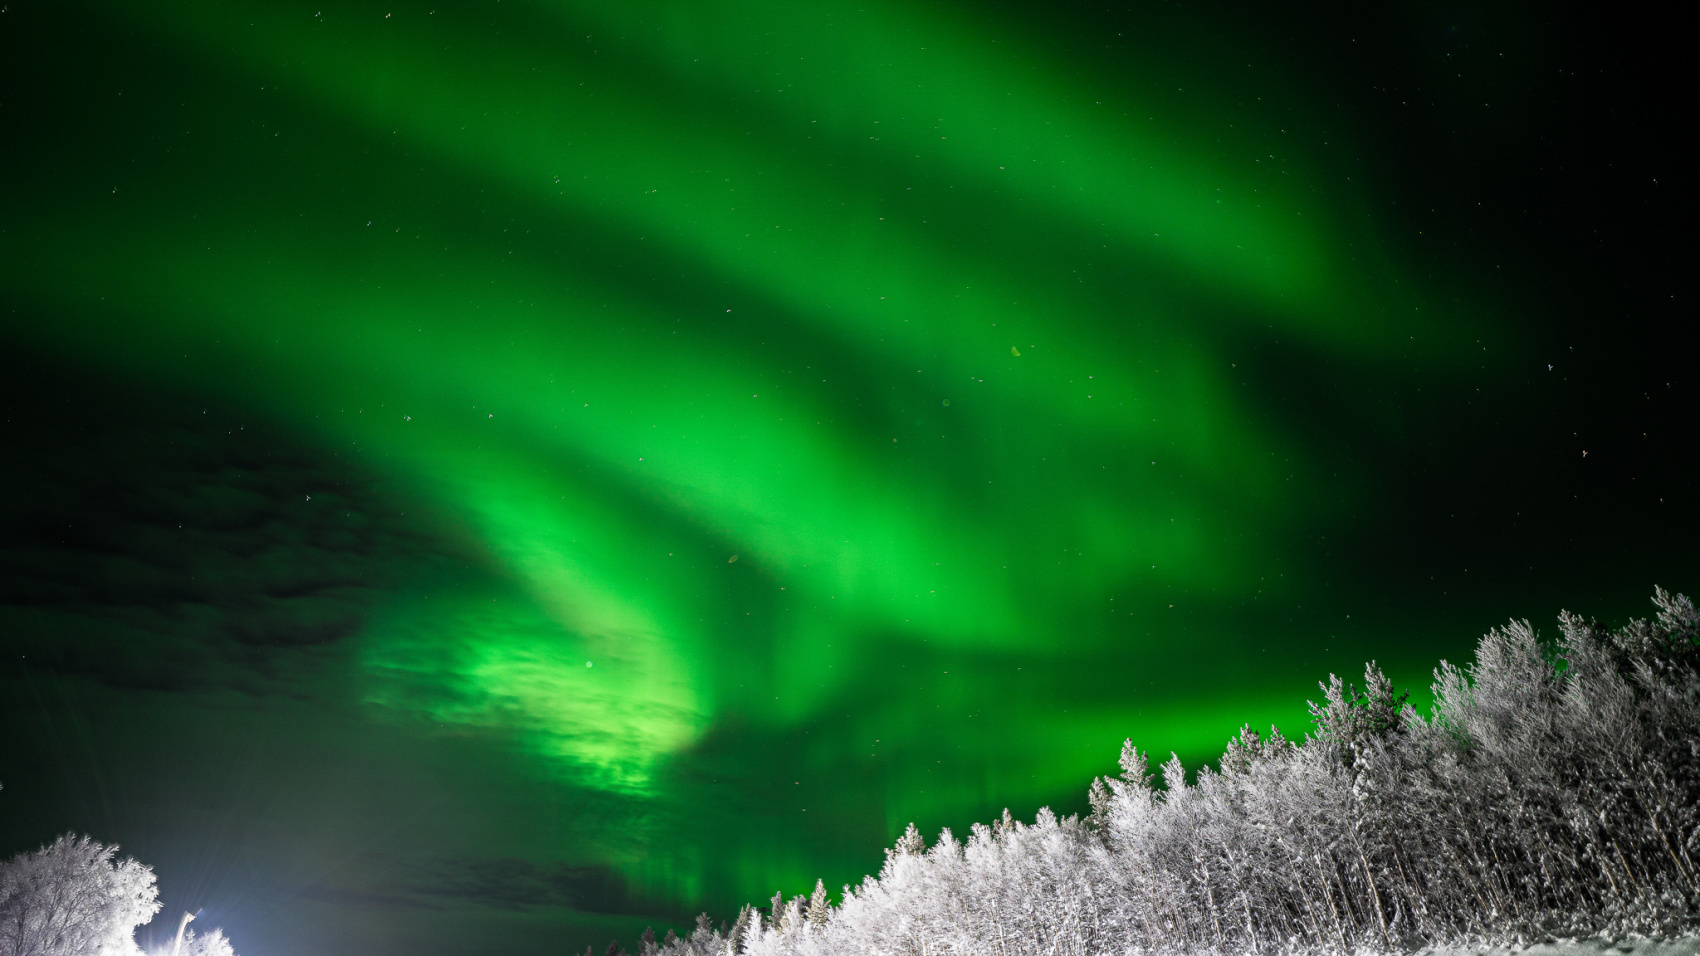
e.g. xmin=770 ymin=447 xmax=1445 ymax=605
xmin=1 ymin=1 xmax=1692 ymax=953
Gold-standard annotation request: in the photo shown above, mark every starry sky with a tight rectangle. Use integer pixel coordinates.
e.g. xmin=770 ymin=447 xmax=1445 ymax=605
xmin=0 ymin=1 xmax=1691 ymax=953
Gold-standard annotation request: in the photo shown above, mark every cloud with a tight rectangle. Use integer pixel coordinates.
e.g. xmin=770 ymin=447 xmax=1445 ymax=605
xmin=414 ymin=858 xmax=634 ymax=914
xmin=0 ymin=349 xmax=448 ymax=694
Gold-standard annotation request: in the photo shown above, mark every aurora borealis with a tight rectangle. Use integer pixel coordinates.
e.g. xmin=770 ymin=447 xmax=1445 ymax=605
xmin=0 ymin=1 xmax=1691 ymax=953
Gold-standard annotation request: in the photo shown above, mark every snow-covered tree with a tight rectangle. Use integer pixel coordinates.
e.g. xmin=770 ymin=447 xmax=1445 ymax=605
xmin=162 ymin=928 xmax=235 ymax=956
xmin=0 ymin=834 xmax=159 ymax=956
xmin=650 ymin=588 xmax=1700 ymax=956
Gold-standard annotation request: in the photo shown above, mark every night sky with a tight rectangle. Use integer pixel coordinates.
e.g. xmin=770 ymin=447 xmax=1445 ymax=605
xmin=0 ymin=1 xmax=1691 ymax=953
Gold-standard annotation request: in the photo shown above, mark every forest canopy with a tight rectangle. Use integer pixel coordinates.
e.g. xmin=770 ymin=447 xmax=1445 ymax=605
xmin=642 ymin=588 xmax=1700 ymax=956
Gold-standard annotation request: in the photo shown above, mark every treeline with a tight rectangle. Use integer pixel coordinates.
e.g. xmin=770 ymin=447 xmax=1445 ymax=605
xmin=643 ymin=588 xmax=1700 ymax=955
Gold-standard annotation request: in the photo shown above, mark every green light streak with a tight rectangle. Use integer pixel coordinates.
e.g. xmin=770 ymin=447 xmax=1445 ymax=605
xmin=1 ymin=0 xmax=1493 ymax=914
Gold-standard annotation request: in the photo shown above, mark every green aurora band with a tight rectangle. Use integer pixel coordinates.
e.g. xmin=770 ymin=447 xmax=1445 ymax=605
xmin=2 ymin=0 xmax=1560 ymax=929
